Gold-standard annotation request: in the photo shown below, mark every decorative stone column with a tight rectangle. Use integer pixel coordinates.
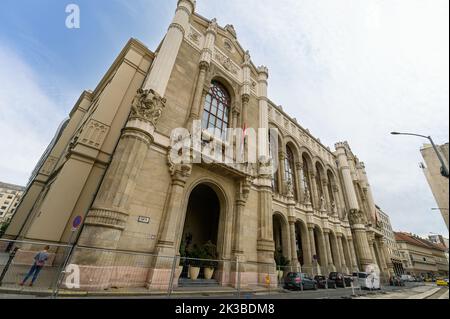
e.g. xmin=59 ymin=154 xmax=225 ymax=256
xmin=348 ymin=210 xmax=373 ymax=270
xmin=357 ymin=162 xmax=377 ymax=225
xmin=278 ymin=151 xmax=286 ymax=193
xmin=147 ymin=156 xmax=192 ymax=290
xmin=330 ymin=233 xmax=342 ymax=271
xmin=379 ymin=238 xmax=395 ymax=276
xmin=288 ymin=217 xmax=300 ymax=271
xmin=321 ymin=178 xmax=331 ymax=212
xmin=336 ymin=233 xmax=348 ymax=274
xmin=335 ymin=143 xmax=360 ymax=211
xmin=307 ymin=223 xmax=320 ymax=275
xmin=257 ymin=172 xmax=276 ymax=286
xmin=373 ymin=239 xmax=389 ymax=280
xmin=143 ymin=0 xmax=196 ymax=96
xmin=74 ymin=89 xmax=166 ymax=290
xmin=309 ymin=170 xmax=319 ymax=209
xmin=231 ymin=177 xmax=251 ymax=287
xmin=348 ymin=238 xmax=359 ymax=271
xmin=323 ymin=229 xmax=335 ymax=272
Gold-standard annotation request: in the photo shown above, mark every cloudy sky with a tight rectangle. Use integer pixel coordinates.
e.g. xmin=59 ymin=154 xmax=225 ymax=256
xmin=0 ymin=0 xmax=448 ymax=236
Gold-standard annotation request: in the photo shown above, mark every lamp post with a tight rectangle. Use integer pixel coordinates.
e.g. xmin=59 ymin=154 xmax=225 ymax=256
xmin=390 ymin=132 xmax=449 ymax=178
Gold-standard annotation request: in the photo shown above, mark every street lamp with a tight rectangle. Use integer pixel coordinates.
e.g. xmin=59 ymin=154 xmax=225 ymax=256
xmin=390 ymin=132 xmax=449 ymax=178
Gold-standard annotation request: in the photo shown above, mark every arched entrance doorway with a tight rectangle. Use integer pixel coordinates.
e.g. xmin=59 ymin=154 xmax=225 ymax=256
xmin=179 ymin=184 xmax=221 ymax=279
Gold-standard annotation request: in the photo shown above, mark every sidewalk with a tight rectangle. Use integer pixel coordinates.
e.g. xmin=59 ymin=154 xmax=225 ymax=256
xmin=355 ymin=284 xmax=447 ymax=299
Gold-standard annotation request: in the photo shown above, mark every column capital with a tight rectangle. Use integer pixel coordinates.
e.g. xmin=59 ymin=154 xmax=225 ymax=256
xmin=348 ymin=209 xmax=367 ymax=226
xmin=295 ymin=161 xmax=303 ymax=170
xmin=167 ymin=150 xmax=192 ymax=184
xmin=241 ymin=93 xmax=250 ymax=104
xmin=129 ymin=88 xmax=166 ymax=127
xmin=199 ymin=60 xmax=209 ymax=71
xmin=307 ymin=223 xmax=315 ymax=230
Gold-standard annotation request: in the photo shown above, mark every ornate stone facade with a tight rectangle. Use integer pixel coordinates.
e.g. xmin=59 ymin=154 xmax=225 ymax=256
xmin=2 ymin=1 xmax=394 ymax=291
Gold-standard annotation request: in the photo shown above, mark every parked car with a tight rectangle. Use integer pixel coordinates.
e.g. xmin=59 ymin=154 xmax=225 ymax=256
xmin=314 ymin=275 xmax=337 ymax=289
xmin=284 ymin=272 xmax=318 ymax=291
xmin=389 ymin=276 xmax=405 ymax=286
xmin=343 ymin=274 xmax=354 ymax=286
xmin=328 ymin=272 xmax=347 ymax=288
xmin=352 ymin=271 xmax=380 ymax=290
xmin=436 ymin=279 xmax=448 ymax=287
xmin=400 ymin=274 xmax=415 ymax=282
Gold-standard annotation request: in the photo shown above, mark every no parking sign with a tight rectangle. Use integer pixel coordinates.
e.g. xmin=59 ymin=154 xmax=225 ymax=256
xmin=72 ymin=215 xmax=83 ymax=231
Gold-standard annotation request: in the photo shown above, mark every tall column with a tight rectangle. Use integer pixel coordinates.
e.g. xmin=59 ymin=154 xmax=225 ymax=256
xmin=143 ymin=0 xmax=196 ymax=96
xmin=288 ymin=217 xmax=300 ymax=271
xmin=307 ymin=223 xmax=319 ymax=275
xmin=348 ymin=211 xmax=373 ymax=270
xmin=336 ymin=233 xmax=348 ymax=273
xmin=374 ymin=239 xmax=388 ymax=279
xmin=321 ymin=178 xmax=331 ymax=212
xmin=323 ymin=229 xmax=335 ymax=271
xmin=187 ymin=18 xmax=217 ymax=130
xmin=330 ymin=234 xmax=342 ymax=271
xmin=318 ymin=231 xmax=329 ymax=274
xmin=357 ymin=162 xmax=377 ymax=225
xmin=78 ymin=91 xmax=166 ymax=253
xmin=309 ymin=170 xmax=319 ymax=209
xmin=335 ymin=143 xmax=360 ymax=211
xmin=348 ymin=238 xmax=359 ymax=271
xmin=257 ymin=173 xmax=276 ymax=285
xmin=379 ymin=238 xmax=395 ymax=275
xmin=278 ymin=151 xmax=286 ymax=193
xmin=231 ymin=178 xmax=251 ymax=287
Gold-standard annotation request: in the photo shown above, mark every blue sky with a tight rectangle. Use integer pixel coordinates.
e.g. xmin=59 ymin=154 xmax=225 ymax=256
xmin=0 ymin=0 xmax=448 ymax=236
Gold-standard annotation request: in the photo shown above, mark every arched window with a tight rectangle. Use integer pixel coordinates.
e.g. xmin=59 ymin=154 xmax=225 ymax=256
xmin=285 ymin=146 xmax=297 ymax=199
xmin=202 ymin=81 xmax=230 ymax=135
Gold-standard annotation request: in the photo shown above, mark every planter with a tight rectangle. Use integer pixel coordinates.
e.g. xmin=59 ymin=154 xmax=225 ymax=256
xmin=277 ymin=270 xmax=284 ymax=281
xmin=189 ymin=266 xmax=200 ymax=280
xmin=204 ymin=267 xmax=215 ymax=280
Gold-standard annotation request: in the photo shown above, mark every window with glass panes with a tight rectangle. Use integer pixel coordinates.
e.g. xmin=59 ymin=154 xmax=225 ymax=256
xmin=201 ymin=81 xmax=230 ymax=135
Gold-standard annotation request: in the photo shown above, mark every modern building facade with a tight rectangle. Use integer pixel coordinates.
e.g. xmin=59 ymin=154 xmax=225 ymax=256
xmin=420 ymin=142 xmax=449 ymax=230
xmin=395 ymin=232 xmax=449 ymax=279
xmin=375 ymin=206 xmax=405 ymax=276
xmin=2 ymin=1 xmax=394 ymax=290
xmin=0 ymin=182 xmax=25 ymax=225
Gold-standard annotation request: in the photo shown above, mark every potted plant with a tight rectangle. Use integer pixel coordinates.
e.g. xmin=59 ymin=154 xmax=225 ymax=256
xmin=187 ymin=244 xmax=203 ymax=280
xmin=202 ymin=241 xmax=218 ymax=280
xmin=274 ymin=250 xmax=289 ymax=281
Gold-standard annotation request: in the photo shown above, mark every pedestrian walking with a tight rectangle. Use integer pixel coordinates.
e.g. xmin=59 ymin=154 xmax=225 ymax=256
xmin=19 ymin=245 xmax=50 ymax=287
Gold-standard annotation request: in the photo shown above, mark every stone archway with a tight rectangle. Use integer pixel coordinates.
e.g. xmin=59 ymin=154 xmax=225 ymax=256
xmin=179 ymin=183 xmax=222 ymax=280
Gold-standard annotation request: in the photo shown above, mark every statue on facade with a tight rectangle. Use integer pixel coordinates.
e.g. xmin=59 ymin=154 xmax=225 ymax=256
xmin=319 ymin=194 xmax=326 ymax=211
xmin=304 ymin=188 xmax=311 ymax=205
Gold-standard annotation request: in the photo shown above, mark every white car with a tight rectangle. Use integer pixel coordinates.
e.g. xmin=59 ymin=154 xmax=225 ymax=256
xmin=353 ymin=272 xmax=380 ymax=290
xmin=400 ymin=274 xmax=414 ymax=282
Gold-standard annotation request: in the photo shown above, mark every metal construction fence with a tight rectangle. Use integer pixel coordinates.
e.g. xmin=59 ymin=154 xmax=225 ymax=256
xmin=0 ymin=238 xmax=425 ymax=298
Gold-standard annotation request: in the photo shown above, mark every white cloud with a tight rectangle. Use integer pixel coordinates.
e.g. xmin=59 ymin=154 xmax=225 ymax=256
xmin=198 ymin=0 xmax=449 ymax=234
xmin=0 ymin=44 xmax=67 ymax=185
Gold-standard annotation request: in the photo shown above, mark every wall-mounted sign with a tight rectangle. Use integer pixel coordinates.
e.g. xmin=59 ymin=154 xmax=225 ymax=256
xmin=138 ymin=216 xmax=150 ymax=224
